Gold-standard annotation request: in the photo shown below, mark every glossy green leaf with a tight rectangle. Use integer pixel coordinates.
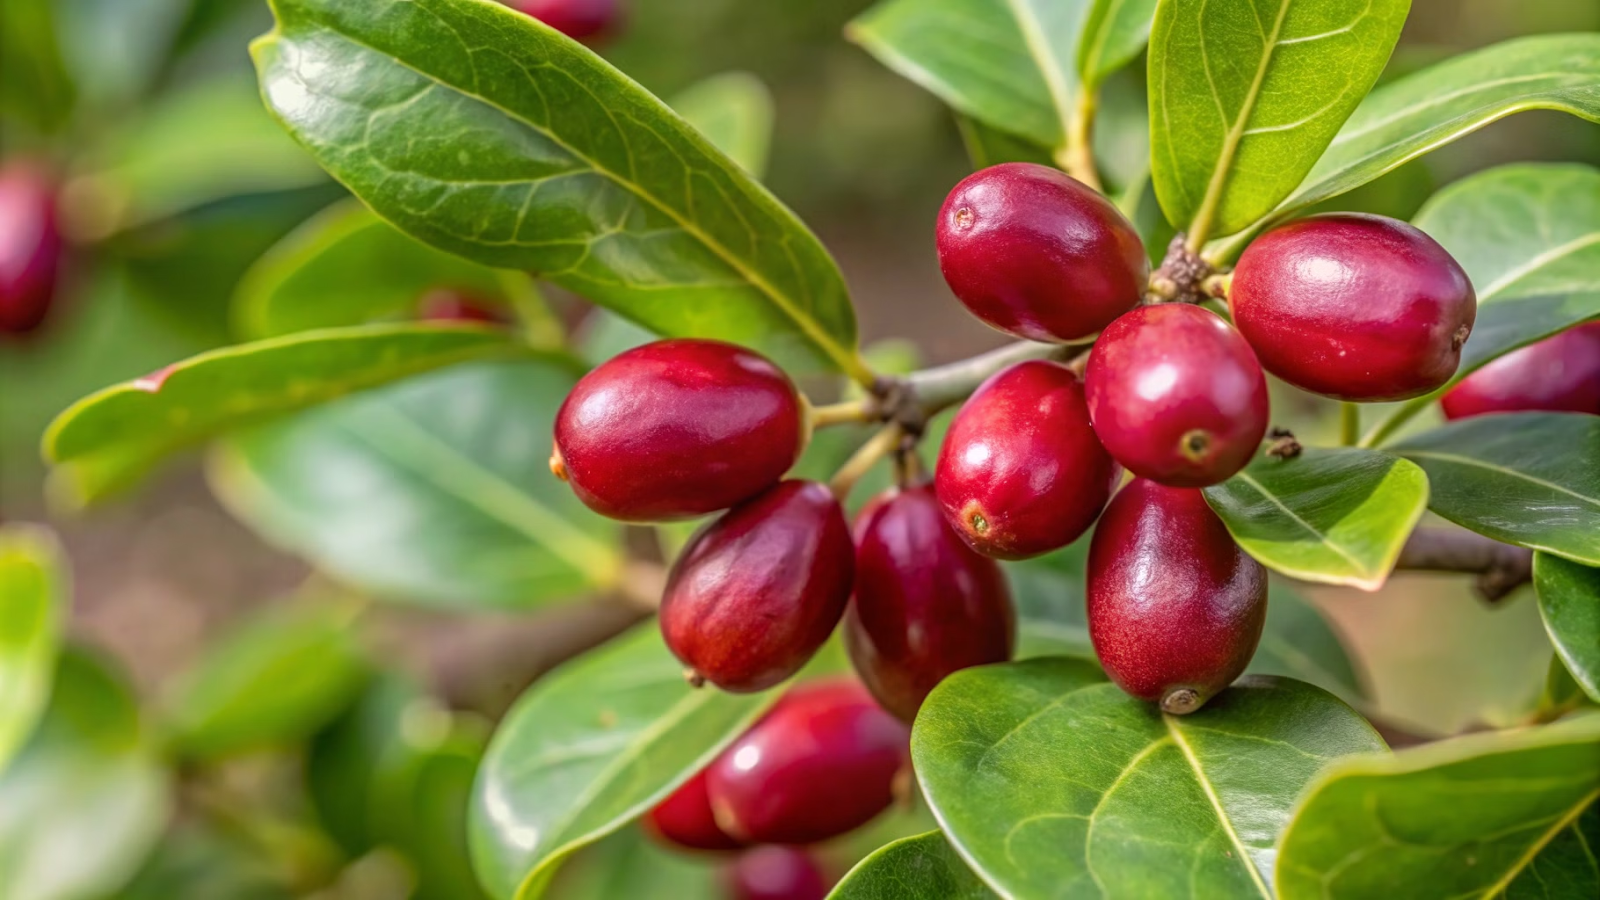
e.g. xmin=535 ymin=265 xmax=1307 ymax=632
xmin=469 ymin=624 xmax=778 ymax=900
xmin=1276 ymin=714 xmax=1600 ymax=899
xmin=830 ymin=831 xmax=995 ymax=900
xmin=1393 ymin=413 xmax=1600 ymax=566
xmin=914 ymin=660 xmax=1384 ymax=899
xmin=1204 ymin=446 xmax=1429 ymax=590
xmin=1078 ymin=0 xmax=1158 ymax=89
xmin=669 ymin=72 xmax=775 ymax=178
xmin=1536 ymin=554 xmax=1600 ymax=704
xmin=210 ymin=359 xmax=620 ymax=610
xmin=161 ymin=604 xmax=370 ymax=760
xmin=1148 ymin=0 xmax=1408 ymax=240
xmin=45 ymin=323 xmax=520 ymax=504
xmin=548 ymin=826 xmax=719 ymax=900
xmin=253 ymin=0 xmax=865 ymax=380
xmin=0 ymin=525 xmax=65 ymax=772
xmin=0 ymin=650 xmax=170 ymax=900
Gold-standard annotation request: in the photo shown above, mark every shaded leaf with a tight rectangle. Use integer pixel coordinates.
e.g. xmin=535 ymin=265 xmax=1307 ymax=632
xmin=1078 ymin=0 xmax=1159 ymax=89
xmin=829 ymin=831 xmax=995 ymax=900
xmin=0 ymin=525 xmax=65 ymax=772
xmin=669 ymin=72 xmax=775 ymax=178
xmin=1535 ymin=554 xmax=1600 ymax=704
xmin=953 ymin=115 xmax=1056 ymax=170
xmin=0 ymin=0 xmax=76 ymax=133
xmin=1251 ymin=582 xmax=1366 ymax=703
xmin=547 ymin=826 xmax=719 ymax=900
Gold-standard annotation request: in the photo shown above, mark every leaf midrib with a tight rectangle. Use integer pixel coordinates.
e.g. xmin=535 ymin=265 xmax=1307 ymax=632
xmin=1166 ymin=716 xmax=1273 ymax=898
xmin=1401 ymin=450 xmax=1600 ymax=510
xmin=1476 ymin=232 xmax=1600 ymax=301
xmin=1232 ymin=470 xmax=1369 ymax=575
xmin=1002 ymin=0 xmax=1075 ymax=150
xmin=1476 ymin=788 xmax=1599 ymax=898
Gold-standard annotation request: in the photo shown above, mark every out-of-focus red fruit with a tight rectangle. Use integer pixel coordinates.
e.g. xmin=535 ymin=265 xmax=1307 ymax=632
xmin=661 ymin=481 xmax=853 ymax=693
xmin=706 ymin=679 xmax=908 ymax=845
xmin=509 ymin=0 xmax=618 ymax=40
xmin=936 ymin=162 xmax=1147 ymax=342
xmin=1230 ymin=213 xmax=1476 ymax=401
xmin=935 ymin=360 xmax=1119 ymax=560
xmin=1441 ymin=322 xmax=1600 ymax=419
xmin=1086 ymin=303 xmax=1269 ymax=487
xmin=552 ymin=339 xmax=803 ymax=522
xmin=845 ymin=484 xmax=1014 ymax=723
xmin=1087 ymin=480 xmax=1267 ymax=714
xmin=417 ymin=288 xmax=507 ymax=325
xmin=645 ymin=769 xmax=746 ymax=852
xmin=724 ymin=846 xmax=830 ymax=900
xmin=0 ymin=161 xmax=63 ymax=336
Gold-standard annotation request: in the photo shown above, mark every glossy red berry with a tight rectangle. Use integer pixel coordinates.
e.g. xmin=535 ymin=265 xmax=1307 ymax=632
xmin=0 ymin=161 xmax=63 ymax=336
xmin=1230 ymin=213 xmax=1477 ymax=401
xmin=509 ymin=0 xmax=618 ymax=40
xmin=935 ymin=360 xmax=1120 ymax=560
xmin=661 ymin=481 xmax=853 ymax=693
xmin=417 ymin=288 xmax=507 ymax=325
xmin=1088 ymin=480 xmax=1267 ymax=714
xmin=1086 ymin=304 xmax=1269 ymax=487
xmin=553 ymin=339 xmax=803 ymax=522
xmin=706 ymin=679 xmax=908 ymax=845
xmin=845 ymin=484 xmax=1015 ymax=723
xmin=725 ymin=847 xmax=830 ymax=900
xmin=936 ymin=162 xmax=1147 ymax=342
xmin=646 ymin=770 xmax=746 ymax=852
xmin=1441 ymin=322 xmax=1600 ymax=419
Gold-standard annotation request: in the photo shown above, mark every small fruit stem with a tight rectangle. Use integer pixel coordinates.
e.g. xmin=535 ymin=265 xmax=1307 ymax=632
xmin=497 ymin=271 xmax=565 ymax=351
xmin=808 ymin=399 xmax=876 ymax=429
xmin=1339 ymin=402 xmax=1360 ymax=446
xmin=902 ymin=339 xmax=1093 ymax=419
xmin=1060 ymin=88 xmax=1102 ymax=192
xmin=828 ymin=424 xmax=902 ymax=501
xmin=1359 ymin=393 xmax=1436 ymax=448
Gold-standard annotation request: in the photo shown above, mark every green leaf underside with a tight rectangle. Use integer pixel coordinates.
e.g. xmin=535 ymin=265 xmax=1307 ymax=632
xmin=913 ymin=660 xmax=1384 ymax=899
xmin=252 ymin=0 xmax=861 ymax=378
xmin=1275 ymin=715 xmax=1600 ymax=899
xmin=1535 ymin=554 xmax=1600 ymax=704
xmin=0 ymin=525 xmax=65 ymax=771
xmin=468 ymin=624 xmax=778 ymax=900
xmin=210 ymin=359 xmax=619 ymax=609
xmin=1149 ymin=0 xmax=1408 ymax=241
xmin=668 ymin=72 xmax=775 ymax=179
xmin=1393 ymin=413 xmax=1600 ymax=567
xmin=1079 ymin=0 xmax=1159 ymax=90
xmin=830 ymin=831 xmax=997 ymax=900
xmin=43 ymin=323 xmax=519 ymax=503
xmin=1204 ymin=446 xmax=1429 ymax=590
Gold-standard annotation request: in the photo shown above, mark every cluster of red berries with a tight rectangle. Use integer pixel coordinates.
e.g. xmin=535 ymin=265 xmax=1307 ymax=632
xmin=0 ymin=161 xmax=64 ymax=337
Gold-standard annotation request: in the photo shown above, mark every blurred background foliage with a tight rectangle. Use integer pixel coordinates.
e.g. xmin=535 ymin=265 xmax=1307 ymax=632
xmin=0 ymin=0 xmax=1597 ymax=898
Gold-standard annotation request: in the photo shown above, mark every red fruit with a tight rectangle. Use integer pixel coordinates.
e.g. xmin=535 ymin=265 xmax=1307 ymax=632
xmin=1230 ymin=213 xmax=1476 ymax=401
xmin=553 ymin=339 xmax=803 ymax=522
xmin=706 ymin=679 xmax=908 ymax=844
xmin=845 ymin=484 xmax=1015 ymax=722
xmin=725 ymin=847 xmax=829 ymax=900
xmin=646 ymin=770 xmax=746 ymax=852
xmin=417 ymin=288 xmax=506 ymax=325
xmin=1441 ymin=322 xmax=1600 ymax=419
xmin=1087 ymin=480 xmax=1267 ymax=714
xmin=1086 ymin=304 xmax=1269 ymax=487
xmin=661 ymin=481 xmax=853 ymax=693
xmin=0 ymin=161 xmax=63 ymax=335
xmin=509 ymin=0 xmax=618 ymax=40
xmin=936 ymin=162 xmax=1147 ymax=342
xmin=935 ymin=360 xmax=1120 ymax=560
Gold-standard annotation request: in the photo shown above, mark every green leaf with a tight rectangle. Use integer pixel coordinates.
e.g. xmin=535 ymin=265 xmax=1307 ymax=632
xmin=161 ymin=604 xmax=370 ymax=761
xmin=1538 ymin=655 xmax=1596 ymax=721
xmin=914 ymin=660 xmax=1383 ymax=898
xmin=830 ymin=832 xmax=996 ymax=900
xmin=0 ymin=650 xmax=171 ymax=900
xmin=1252 ymin=582 xmax=1366 ymax=703
xmin=253 ymin=0 xmax=865 ymax=381
xmin=848 ymin=0 xmax=1092 ymax=157
xmin=236 ymin=201 xmax=515 ymax=338
xmin=0 ymin=524 xmax=65 ymax=772
xmin=210 ymin=359 xmax=621 ymax=610
xmin=469 ymin=624 xmax=778 ymax=900
xmin=1393 ymin=413 xmax=1600 ymax=566
xmin=45 ymin=323 xmax=519 ymax=505
xmin=954 ymin=115 xmax=1056 ymax=170
xmin=1078 ymin=0 xmax=1159 ymax=89
xmin=1276 ymin=715 xmax=1600 ymax=899
xmin=1536 ymin=554 xmax=1600 ymax=705
xmin=669 ymin=72 xmax=775 ymax=179
xmin=548 ymin=826 xmax=720 ymax=900
xmin=1148 ymin=0 xmax=1408 ymax=241
xmin=1204 ymin=446 xmax=1429 ymax=590
xmin=0 ymin=0 xmax=76 ymax=133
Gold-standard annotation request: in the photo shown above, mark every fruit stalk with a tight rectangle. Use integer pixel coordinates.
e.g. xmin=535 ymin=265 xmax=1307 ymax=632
xmin=1339 ymin=402 xmax=1360 ymax=446
xmin=1060 ymin=89 xmax=1102 ymax=192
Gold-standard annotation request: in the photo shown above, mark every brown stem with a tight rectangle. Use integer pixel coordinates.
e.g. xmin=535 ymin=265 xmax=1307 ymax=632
xmin=1396 ymin=527 xmax=1534 ymax=603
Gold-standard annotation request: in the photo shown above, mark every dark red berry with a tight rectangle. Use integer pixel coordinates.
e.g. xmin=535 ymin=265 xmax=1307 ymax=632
xmin=1441 ymin=322 xmax=1600 ymax=419
xmin=845 ymin=484 xmax=1015 ymax=723
xmin=935 ymin=360 xmax=1120 ymax=560
xmin=724 ymin=846 xmax=829 ymax=900
xmin=553 ymin=339 xmax=803 ymax=522
xmin=1087 ymin=480 xmax=1266 ymax=714
xmin=417 ymin=288 xmax=507 ymax=325
xmin=936 ymin=162 xmax=1147 ymax=342
xmin=646 ymin=769 xmax=746 ymax=852
xmin=1086 ymin=304 xmax=1269 ymax=487
xmin=661 ymin=481 xmax=853 ymax=693
xmin=1230 ymin=213 xmax=1476 ymax=401
xmin=0 ymin=161 xmax=63 ymax=336
xmin=706 ymin=679 xmax=908 ymax=845
xmin=509 ymin=0 xmax=618 ymax=40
